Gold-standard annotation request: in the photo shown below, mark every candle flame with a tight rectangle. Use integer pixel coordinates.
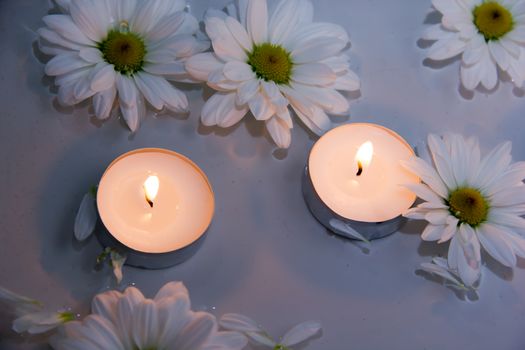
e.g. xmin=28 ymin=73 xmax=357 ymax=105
xmin=143 ymin=175 xmax=159 ymax=208
xmin=355 ymin=141 xmax=373 ymax=176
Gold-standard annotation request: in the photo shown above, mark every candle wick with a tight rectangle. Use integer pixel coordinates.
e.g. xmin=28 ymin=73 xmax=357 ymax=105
xmin=146 ymin=196 xmax=154 ymax=208
xmin=356 ymin=161 xmax=363 ymax=176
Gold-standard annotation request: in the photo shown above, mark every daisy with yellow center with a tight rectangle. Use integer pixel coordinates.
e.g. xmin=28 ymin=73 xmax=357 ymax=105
xmin=422 ymin=0 xmax=525 ymax=91
xmin=186 ymin=0 xmax=360 ymax=148
xmin=403 ymin=134 xmax=525 ymax=287
xmin=38 ymin=0 xmax=207 ymax=132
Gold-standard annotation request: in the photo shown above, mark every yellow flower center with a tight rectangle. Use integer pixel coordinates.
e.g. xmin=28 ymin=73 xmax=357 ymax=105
xmin=473 ymin=2 xmax=514 ymax=41
xmin=448 ymin=187 xmax=489 ymax=226
xmin=98 ymin=28 xmax=146 ymax=75
xmin=274 ymin=345 xmax=290 ymax=350
xmin=247 ymin=43 xmax=293 ymax=85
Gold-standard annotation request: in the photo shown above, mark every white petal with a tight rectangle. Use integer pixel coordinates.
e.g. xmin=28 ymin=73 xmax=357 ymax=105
xmin=120 ymin=103 xmax=140 ymax=132
xmin=91 ymin=290 xmax=121 ymax=326
xmin=282 ymin=321 xmax=322 ymax=347
xmin=427 ymin=36 xmax=467 ymax=60
xmin=404 ymin=183 xmax=443 ymax=204
xmin=266 ymin=116 xmax=292 ymax=148
xmin=81 ymin=315 xmax=125 ymax=349
xmin=280 ymin=85 xmax=331 ymax=131
xmin=421 ymin=224 xmax=446 ymax=241
xmin=93 ymin=85 xmax=117 ymax=120
xmin=331 ymin=70 xmax=361 ymax=91
xmin=246 ymin=332 xmax=276 ymax=347
xmin=202 ymin=331 xmax=248 ymax=350
xmin=460 ymin=61 xmax=483 ymax=90
xmin=42 ymin=15 xmax=93 ymax=46
xmin=13 ymin=312 xmax=63 ymax=334
xmin=202 ymin=92 xmax=248 ymax=126
xmin=262 ymin=81 xmax=287 ymax=107
xmin=157 ymin=294 xmax=192 ymax=346
xmin=437 ymin=217 xmax=459 ymax=243
xmin=223 ymin=61 xmax=255 ymax=81
xmin=477 ymin=224 xmax=517 ymax=267
xmin=45 ymin=53 xmax=92 ymax=76
xmin=485 ymin=161 xmax=525 ymax=196
xmin=154 ymin=282 xmax=188 ymax=301
xmin=133 ymin=72 xmax=164 ymax=110
xmin=269 ymin=0 xmax=312 ymax=44
xmin=132 ymin=300 xmax=159 ymax=350
xmin=174 ymin=312 xmax=217 ymax=350
xmin=208 ymin=69 xmax=242 ymax=91
xmin=69 ymin=0 xmax=110 ymax=42
xmin=37 ymin=27 xmax=81 ymax=51
xmin=57 ymin=82 xmax=79 ymax=106
xmin=89 ymin=63 xmax=116 ymax=92
xmin=401 ymin=157 xmax=448 ymax=198
xmin=74 ymin=192 xmax=97 ymax=241
xmin=78 ymin=48 xmax=102 ymax=65
xmin=403 ymin=207 xmax=430 ymax=220
xmin=73 ymin=73 xmax=96 ymax=101
xmin=206 ymin=17 xmax=246 ymax=61
xmin=422 ymin=24 xmax=451 ymax=40
xmin=446 ymin=134 xmax=469 ymax=186
xmin=488 ymin=40 xmax=510 ymax=70
xmin=276 ymin=106 xmax=293 ymax=128
xmin=116 ymin=287 xmax=145 ymax=350
xmin=156 ymin=34 xmax=208 ymax=59
xmin=473 ymin=141 xmax=512 ymax=190
xmin=456 ymin=224 xmax=481 ymax=287
xmin=225 ymin=16 xmax=252 ymax=51
xmin=285 ymin=22 xmax=348 ymax=49
xmin=290 ymin=83 xmax=349 ymax=115
xmin=424 ymin=209 xmax=451 ymax=225
xmin=144 ymin=62 xmax=186 ymax=76
xmin=247 ymin=0 xmax=268 ymax=44
xmin=292 ymin=63 xmax=336 ymax=86
xmin=249 ymin=92 xmax=275 ymax=121
xmin=419 ymin=261 xmax=465 ymax=287
xmin=490 ymin=186 xmax=525 ymax=207
xmin=480 ymin=52 xmax=499 ymax=90
xmin=185 ymin=53 xmax=224 ymax=81
xmin=236 ymin=79 xmax=260 ymax=106
xmin=0 ymin=287 xmax=41 ymax=316
xmin=116 ymin=75 xmax=137 ymax=108
xmin=462 ymin=36 xmax=486 ymax=65
xmin=291 ymin=37 xmax=347 ymax=64
xmin=145 ymin=12 xmax=186 ymax=42
xmin=427 ymin=134 xmax=457 ymax=189
xmin=220 ymin=313 xmax=260 ymax=333
xmin=488 ymin=209 xmax=525 ymax=229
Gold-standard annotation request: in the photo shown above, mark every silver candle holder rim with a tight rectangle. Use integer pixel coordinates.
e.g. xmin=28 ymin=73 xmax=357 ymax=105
xmin=302 ymin=165 xmax=407 ymax=241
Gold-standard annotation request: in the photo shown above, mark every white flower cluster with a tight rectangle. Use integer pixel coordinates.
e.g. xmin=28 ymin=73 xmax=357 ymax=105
xmin=39 ymin=0 xmax=360 ymax=148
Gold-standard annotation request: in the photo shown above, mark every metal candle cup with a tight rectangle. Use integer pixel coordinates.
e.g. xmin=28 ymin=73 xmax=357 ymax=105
xmin=303 ymin=123 xmax=419 ymax=241
xmin=96 ymin=148 xmax=215 ymax=269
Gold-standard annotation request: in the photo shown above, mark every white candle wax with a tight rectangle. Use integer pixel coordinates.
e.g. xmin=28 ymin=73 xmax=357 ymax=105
xmin=97 ymin=148 xmax=214 ymax=253
xmin=309 ymin=123 xmax=419 ymax=223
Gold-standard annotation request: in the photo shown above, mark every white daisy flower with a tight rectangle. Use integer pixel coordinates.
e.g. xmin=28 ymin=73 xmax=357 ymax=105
xmin=403 ymin=133 xmax=525 ymax=286
xmin=50 ymin=282 xmax=247 ymax=350
xmin=220 ymin=313 xmax=322 ymax=349
xmin=186 ymin=0 xmax=360 ymax=148
xmin=0 ymin=286 xmax=74 ymax=335
xmin=423 ymin=0 xmax=525 ymax=90
xmin=39 ymin=0 xmax=208 ymax=131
